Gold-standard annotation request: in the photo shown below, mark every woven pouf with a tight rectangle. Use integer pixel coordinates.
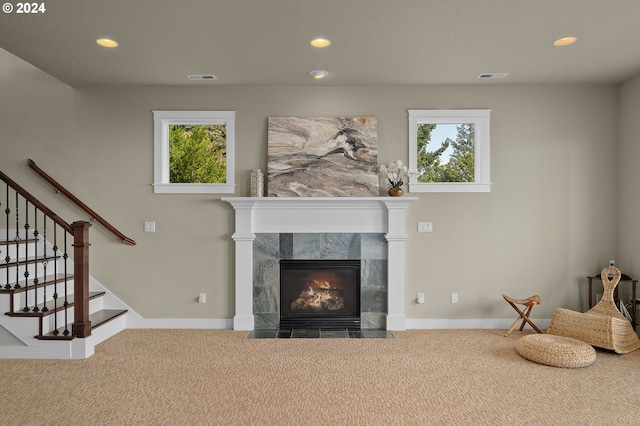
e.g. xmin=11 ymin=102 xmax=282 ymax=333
xmin=516 ymin=334 xmax=596 ymax=368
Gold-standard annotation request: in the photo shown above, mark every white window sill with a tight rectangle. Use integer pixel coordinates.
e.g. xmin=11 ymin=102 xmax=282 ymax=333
xmin=153 ymin=183 xmax=236 ymax=194
xmin=409 ymin=182 xmax=491 ymax=193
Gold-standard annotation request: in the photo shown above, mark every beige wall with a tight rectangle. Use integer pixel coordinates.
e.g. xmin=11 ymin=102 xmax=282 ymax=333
xmin=1 ymin=49 xmax=625 ymax=324
xmin=618 ymin=75 xmax=640 ymax=306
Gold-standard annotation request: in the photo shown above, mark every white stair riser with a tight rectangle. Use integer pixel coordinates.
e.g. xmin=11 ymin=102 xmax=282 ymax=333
xmin=0 ymin=258 xmax=68 ymax=286
xmin=1 ymin=295 xmax=105 ymax=344
xmin=1 ymin=238 xmax=48 ymax=260
xmin=21 ymin=296 xmax=105 ymax=335
xmin=8 ymin=282 xmax=75 ymax=312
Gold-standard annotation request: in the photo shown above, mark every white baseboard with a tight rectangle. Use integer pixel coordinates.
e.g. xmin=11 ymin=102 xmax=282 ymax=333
xmin=0 ymin=340 xmax=75 ymax=359
xmin=127 ymin=317 xmax=234 ymax=329
xmin=124 ymin=317 xmax=551 ymax=331
xmin=406 ymin=318 xmax=551 ymax=330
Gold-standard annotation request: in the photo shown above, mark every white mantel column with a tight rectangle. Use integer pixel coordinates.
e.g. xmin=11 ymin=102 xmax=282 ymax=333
xmin=228 ymin=199 xmax=258 ymax=330
xmin=384 ymin=199 xmax=412 ymax=331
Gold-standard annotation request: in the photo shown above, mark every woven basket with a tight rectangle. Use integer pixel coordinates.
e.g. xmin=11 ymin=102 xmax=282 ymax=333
xmin=547 ymin=308 xmax=640 ymax=354
xmin=547 ymin=266 xmax=640 ymax=354
xmin=516 ymin=334 xmax=596 ymax=368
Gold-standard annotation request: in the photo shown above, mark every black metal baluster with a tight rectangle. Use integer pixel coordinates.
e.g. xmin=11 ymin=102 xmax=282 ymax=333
xmin=4 ymin=183 xmax=9 ymax=289
xmin=32 ymin=206 xmax=39 ymax=312
xmin=22 ymin=199 xmax=30 ymax=312
xmin=52 ymin=223 xmax=59 ymax=335
xmin=13 ymin=191 xmax=20 ymax=289
xmin=41 ymin=215 xmax=48 ymax=313
xmin=62 ymin=232 xmax=70 ymax=336
xmin=0 ymin=196 xmax=2 ymax=288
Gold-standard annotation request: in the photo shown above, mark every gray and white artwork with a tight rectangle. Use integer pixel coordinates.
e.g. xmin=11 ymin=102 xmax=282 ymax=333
xmin=267 ymin=117 xmax=379 ymax=197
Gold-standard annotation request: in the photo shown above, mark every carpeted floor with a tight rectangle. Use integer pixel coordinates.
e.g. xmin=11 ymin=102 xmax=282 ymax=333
xmin=2 ymin=328 xmax=640 ymax=425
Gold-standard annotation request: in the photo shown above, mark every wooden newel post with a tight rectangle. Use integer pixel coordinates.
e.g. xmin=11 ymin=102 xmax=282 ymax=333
xmin=71 ymin=220 xmax=92 ymax=338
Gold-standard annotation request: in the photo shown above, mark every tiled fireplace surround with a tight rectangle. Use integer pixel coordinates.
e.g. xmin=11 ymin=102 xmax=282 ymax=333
xmin=254 ymin=232 xmax=387 ymax=329
xmin=222 ymin=197 xmax=417 ymax=331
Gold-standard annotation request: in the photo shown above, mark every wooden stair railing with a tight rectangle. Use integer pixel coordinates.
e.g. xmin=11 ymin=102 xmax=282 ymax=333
xmin=28 ymin=159 xmax=136 ymax=246
xmin=0 ymin=168 xmax=92 ymax=338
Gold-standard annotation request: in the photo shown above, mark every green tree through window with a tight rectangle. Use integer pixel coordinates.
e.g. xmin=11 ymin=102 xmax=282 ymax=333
xmin=417 ymin=123 xmax=475 ymax=183
xmin=409 ymin=109 xmax=490 ymax=193
xmin=169 ymin=124 xmax=227 ymax=183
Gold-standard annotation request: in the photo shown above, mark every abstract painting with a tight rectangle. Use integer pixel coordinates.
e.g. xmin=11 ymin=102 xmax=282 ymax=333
xmin=267 ymin=117 xmax=378 ymax=197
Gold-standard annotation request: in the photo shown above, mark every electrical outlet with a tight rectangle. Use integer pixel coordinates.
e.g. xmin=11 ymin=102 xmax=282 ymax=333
xmin=198 ymin=293 xmax=206 ymax=303
xmin=451 ymin=293 xmax=458 ymax=304
xmin=144 ymin=221 xmax=156 ymax=232
xmin=418 ymin=222 xmax=433 ymax=232
xmin=417 ymin=293 xmax=425 ymax=304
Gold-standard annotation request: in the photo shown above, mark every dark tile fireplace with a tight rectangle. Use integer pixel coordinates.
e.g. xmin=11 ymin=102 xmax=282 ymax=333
xmin=280 ymin=259 xmax=361 ymax=329
xmin=252 ymin=232 xmax=388 ymax=330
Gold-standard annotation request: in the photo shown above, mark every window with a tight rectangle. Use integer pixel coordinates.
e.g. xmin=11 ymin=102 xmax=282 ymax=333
xmin=153 ymin=111 xmax=235 ymax=194
xmin=408 ymin=109 xmax=491 ymax=193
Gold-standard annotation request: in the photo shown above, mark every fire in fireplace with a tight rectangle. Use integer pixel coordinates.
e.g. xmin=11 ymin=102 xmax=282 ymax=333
xmin=280 ymin=259 xmax=361 ymax=329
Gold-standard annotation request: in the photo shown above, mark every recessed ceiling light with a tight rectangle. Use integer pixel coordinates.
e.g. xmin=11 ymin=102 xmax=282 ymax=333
xmin=311 ymin=38 xmax=331 ymax=48
xmin=309 ymin=70 xmax=328 ymax=79
xmin=553 ymin=36 xmax=577 ymax=47
xmin=96 ymin=38 xmax=119 ymax=48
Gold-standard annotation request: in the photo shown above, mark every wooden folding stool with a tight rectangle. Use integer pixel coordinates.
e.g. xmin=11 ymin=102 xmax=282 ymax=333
xmin=502 ymin=294 xmax=542 ymax=337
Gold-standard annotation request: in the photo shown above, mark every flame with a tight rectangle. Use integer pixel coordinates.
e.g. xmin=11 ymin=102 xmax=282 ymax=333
xmin=312 ymin=279 xmax=331 ymax=290
xmin=290 ymin=279 xmax=345 ymax=311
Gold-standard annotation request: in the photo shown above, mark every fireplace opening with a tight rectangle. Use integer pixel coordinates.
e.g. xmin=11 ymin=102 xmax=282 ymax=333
xmin=280 ymin=259 xmax=361 ymax=329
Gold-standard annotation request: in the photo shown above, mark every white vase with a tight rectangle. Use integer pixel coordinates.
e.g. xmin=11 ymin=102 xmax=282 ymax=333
xmin=250 ymin=169 xmax=264 ymax=197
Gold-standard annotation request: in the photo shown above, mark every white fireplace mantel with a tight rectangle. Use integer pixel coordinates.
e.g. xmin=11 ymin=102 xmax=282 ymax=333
xmin=222 ymin=197 xmax=417 ymax=331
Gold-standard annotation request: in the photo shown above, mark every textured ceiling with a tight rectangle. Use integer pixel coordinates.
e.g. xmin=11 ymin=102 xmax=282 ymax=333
xmin=1 ymin=0 xmax=639 ymax=86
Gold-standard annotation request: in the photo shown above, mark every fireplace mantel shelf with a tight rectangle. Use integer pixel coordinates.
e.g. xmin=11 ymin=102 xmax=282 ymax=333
xmin=221 ymin=196 xmax=418 ymax=331
xmin=222 ymin=196 xmax=418 ymax=207
xmin=222 ymin=196 xmax=418 ymax=236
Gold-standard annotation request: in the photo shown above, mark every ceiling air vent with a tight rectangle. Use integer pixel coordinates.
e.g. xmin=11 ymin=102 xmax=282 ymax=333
xmin=476 ymin=73 xmax=509 ymax=79
xmin=187 ymin=74 xmax=217 ymax=81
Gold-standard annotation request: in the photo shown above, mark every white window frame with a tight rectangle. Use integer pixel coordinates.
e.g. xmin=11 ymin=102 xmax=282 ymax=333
xmin=408 ymin=109 xmax=491 ymax=193
xmin=153 ymin=111 xmax=235 ymax=194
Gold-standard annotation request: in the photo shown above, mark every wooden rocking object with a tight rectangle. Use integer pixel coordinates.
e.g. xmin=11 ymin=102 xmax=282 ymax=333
xmin=502 ymin=294 xmax=542 ymax=337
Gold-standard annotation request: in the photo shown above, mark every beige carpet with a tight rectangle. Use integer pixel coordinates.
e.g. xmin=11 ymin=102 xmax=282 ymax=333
xmin=2 ymin=329 xmax=640 ymax=425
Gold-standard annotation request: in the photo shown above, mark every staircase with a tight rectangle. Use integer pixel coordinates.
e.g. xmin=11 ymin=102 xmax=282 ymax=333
xmin=0 ymin=162 xmax=134 ymax=360
xmin=0 ymin=229 xmax=129 ymax=359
